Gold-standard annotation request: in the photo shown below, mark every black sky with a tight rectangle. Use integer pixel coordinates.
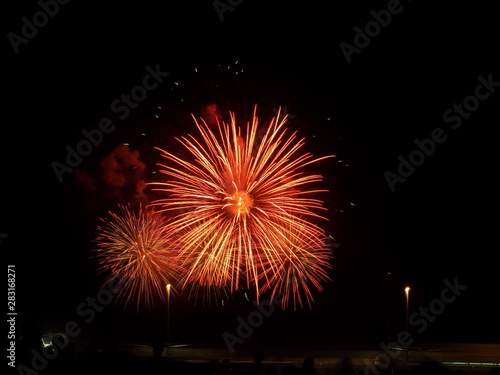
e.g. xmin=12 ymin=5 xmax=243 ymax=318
xmin=3 ymin=0 xmax=499 ymax=348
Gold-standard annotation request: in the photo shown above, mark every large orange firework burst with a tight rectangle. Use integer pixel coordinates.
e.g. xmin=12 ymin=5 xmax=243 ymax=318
xmin=150 ymin=107 xmax=334 ymax=309
xmin=94 ymin=204 xmax=179 ymax=308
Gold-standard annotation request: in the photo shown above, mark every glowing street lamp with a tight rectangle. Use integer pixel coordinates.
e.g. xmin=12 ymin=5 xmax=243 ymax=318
xmin=166 ymin=284 xmax=171 ymax=345
xmin=404 ymin=286 xmax=410 ymax=336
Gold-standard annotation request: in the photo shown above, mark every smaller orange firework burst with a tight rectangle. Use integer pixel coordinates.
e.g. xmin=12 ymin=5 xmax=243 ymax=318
xmin=94 ymin=204 xmax=179 ymax=309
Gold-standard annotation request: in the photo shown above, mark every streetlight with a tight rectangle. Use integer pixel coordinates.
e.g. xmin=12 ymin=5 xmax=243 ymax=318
xmin=166 ymin=284 xmax=171 ymax=346
xmin=404 ymin=286 xmax=410 ymax=335
xmin=404 ymin=285 xmax=410 ymax=360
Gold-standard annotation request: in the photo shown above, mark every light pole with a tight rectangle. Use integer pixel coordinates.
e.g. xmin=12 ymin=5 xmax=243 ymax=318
xmin=404 ymin=286 xmax=410 ymax=335
xmin=405 ymin=286 xmax=410 ymax=360
xmin=404 ymin=286 xmax=410 ymax=360
xmin=166 ymin=284 xmax=171 ymax=346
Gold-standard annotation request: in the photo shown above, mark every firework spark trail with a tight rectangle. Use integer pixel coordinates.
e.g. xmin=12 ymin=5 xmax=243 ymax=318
xmin=94 ymin=204 xmax=179 ymax=309
xmin=150 ymin=106 xmax=335 ymax=308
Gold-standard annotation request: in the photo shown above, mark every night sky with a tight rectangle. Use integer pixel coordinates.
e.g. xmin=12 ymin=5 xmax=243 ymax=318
xmin=3 ymin=0 xmax=499 ymax=350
